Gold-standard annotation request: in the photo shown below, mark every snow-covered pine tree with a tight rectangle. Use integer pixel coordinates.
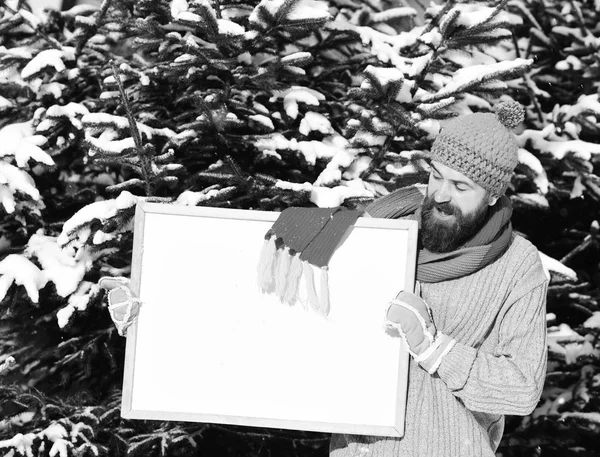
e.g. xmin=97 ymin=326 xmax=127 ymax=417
xmin=0 ymin=0 xmax=598 ymax=455
xmin=320 ymin=0 xmax=535 ymax=207
xmin=0 ymin=0 xmax=376 ymax=454
xmin=492 ymin=1 xmax=600 ymax=455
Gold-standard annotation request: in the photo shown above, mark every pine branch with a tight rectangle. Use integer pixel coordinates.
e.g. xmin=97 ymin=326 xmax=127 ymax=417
xmin=110 ymin=61 xmax=154 ymax=196
xmin=479 ymin=0 xmax=510 ymax=27
xmin=568 ymin=0 xmax=589 ymax=37
xmin=75 ymin=0 xmax=114 ymax=57
xmin=447 ymin=32 xmax=512 ymax=49
xmin=274 ymin=0 xmax=301 ymax=25
xmin=421 ymin=0 xmax=456 ymax=36
xmin=281 ymin=16 xmax=331 ymax=30
xmin=0 ymin=1 xmax=62 ymax=49
xmin=523 ymin=74 xmax=545 ymax=123
xmin=359 ymin=135 xmax=393 ymax=180
xmin=439 ymin=8 xmax=461 ymax=40
xmin=196 ymin=0 xmax=220 ymax=36
xmin=225 ymin=155 xmax=247 ymax=182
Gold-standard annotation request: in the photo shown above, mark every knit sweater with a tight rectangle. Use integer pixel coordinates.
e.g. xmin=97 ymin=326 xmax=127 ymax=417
xmin=329 ymin=234 xmax=548 ymax=457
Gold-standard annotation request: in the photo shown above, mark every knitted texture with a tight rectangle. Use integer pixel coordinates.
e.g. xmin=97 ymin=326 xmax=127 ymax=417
xmin=265 ymin=207 xmax=337 ymax=262
xmin=329 ymin=235 xmax=549 ymax=457
xmin=258 ymin=207 xmax=363 ymax=315
xmin=264 ymin=207 xmax=363 ymax=268
xmin=365 ymin=185 xmax=425 ymax=219
xmin=430 ymin=101 xmax=524 ymax=195
xmin=365 ymin=186 xmax=514 ymax=283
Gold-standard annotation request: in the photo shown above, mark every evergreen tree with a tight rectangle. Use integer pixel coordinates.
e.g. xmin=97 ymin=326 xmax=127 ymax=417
xmin=0 ymin=0 xmax=598 ymax=456
xmin=495 ymin=1 xmax=600 ymax=455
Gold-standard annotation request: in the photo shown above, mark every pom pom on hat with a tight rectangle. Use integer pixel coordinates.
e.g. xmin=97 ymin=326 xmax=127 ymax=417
xmin=494 ymin=100 xmax=525 ymax=129
xmin=429 ymin=101 xmax=524 ymax=196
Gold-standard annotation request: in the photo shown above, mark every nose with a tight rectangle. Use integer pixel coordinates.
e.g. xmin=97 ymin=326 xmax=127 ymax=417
xmin=434 ymin=181 xmax=451 ymax=203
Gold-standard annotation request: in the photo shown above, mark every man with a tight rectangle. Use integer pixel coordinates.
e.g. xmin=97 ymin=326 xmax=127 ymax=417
xmin=329 ymin=101 xmax=548 ymax=456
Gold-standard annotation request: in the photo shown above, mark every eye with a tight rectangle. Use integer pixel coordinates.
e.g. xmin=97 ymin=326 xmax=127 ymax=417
xmin=455 ymin=183 xmax=468 ymax=192
xmin=431 ymin=172 xmax=442 ymax=180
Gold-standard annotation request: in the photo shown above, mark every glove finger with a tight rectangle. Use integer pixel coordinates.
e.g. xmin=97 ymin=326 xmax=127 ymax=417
xmin=385 ymin=304 xmax=430 ymax=349
xmin=99 ymin=276 xmax=130 ymax=291
xmin=110 ymin=303 xmax=129 ymax=322
xmin=386 ymin=302 xmax=427 ymax=329
xmin=110 ymin=299 xmax=141 ymax=335
xmin=111 ymin=301 xmax=140 ymax=322
xmin=396 ymin=291 xmax=430 ymax=319
xmin=385 ymin=302 xmax=414 ymax=323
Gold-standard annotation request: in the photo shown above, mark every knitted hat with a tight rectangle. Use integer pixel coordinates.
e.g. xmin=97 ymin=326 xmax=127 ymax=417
xmin=430 ymin=101 xmax=525 ymax=196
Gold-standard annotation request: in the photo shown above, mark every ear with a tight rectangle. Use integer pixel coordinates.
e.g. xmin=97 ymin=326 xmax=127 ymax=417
xmin=487 ymin=194 xmax=499 ymax=207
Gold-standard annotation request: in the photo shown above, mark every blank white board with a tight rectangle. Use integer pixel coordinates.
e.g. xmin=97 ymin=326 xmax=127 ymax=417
xmin=122 ymin=202 xmax=418 ymax=437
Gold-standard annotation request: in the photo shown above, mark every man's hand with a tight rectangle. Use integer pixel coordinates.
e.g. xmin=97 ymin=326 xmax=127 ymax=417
xmin=99 ymin=276 xmax=141 ymax=337
xmin=386 ymin=291 xmax=436 ymax=356
xmin=385 ymin=291 xmax=455 ymax=374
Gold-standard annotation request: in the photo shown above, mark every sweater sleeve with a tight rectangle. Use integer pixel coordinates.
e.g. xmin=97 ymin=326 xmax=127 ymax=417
xmin=436 ymin=265 xmax=548 ymax=416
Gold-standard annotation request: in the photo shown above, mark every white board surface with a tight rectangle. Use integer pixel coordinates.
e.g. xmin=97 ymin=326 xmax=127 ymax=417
xmin=123 ymin=202 xmax=418 ymax=437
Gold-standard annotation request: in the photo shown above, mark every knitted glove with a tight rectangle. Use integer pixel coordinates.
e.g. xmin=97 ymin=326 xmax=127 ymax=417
xmin=99 ymin=276 xmax=141 ymax=337
xmin=385 ymin=291 xmax=455 ymax=374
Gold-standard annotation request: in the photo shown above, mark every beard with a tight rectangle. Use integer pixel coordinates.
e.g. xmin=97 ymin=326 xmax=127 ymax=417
xmin=420 ymin=194 xmax=490 ymax=253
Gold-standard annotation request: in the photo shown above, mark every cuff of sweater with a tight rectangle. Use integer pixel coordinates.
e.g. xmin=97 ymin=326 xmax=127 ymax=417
xmin=437 ymin=342 xmax=477 ymax=391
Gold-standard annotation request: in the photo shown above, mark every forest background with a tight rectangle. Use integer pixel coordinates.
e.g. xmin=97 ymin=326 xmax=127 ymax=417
xmin=0 ymin=0 xmax=599 ymax=456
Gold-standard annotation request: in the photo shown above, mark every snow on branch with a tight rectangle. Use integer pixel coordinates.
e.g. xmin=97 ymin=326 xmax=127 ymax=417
xmin=0 ymin=420 xmax=98 ymax=457
xmin=269 ymin=86 xmax=325 ymax=119
xmin=562 ymin=94 xmax=600 ymax=120
xmin=517 ymin=129 xmax=600 ymax=161
xmin=539 ymin=251 xmax=578 ymax=282
xmin=20 ymin=47 xmax=75 ymax=80
xmin=26 ymin=232 xmax=92 ymax=298
xmin=171 ymin=0 xmax=189 ymax=18
xmin=249 ymin=0 xmax=330 ymax=27
xmin=217 ymin=19 xmax=246 ymax=36
xmin=82 ymin=113 xmax=176 ymax=140
xmin=326 ymin=22 xmax=421 ymax=73
xmin=175 ymin=185 xmax=236 ymax=206
xmin=85 ymin=135 xmax=136 ymax=156
xmin=433 ymin=2 xmax=522 ymax=29
xmin=253 ymin=132 xmax=345 ymax=165
xmin=57 ymin=191 xmax=140 ymax=248
xmin=0 ymin=227 xmax=110 ymax=306
xmin=36 ymin=102 xmax=90 ymax=132
xmin=299 ymin=112 xmax=333 ymax=136
xmin=0 ymin=162 xmax=41 ymax=213
xmin=0 ymin=254 xmax=47 ymax=303
xmin=0 ymin=121 xmax=54 ymax=168
xmin=416 ymin=58 xmax=533 ymax=102
xmin=310 ymin=182 xmax=373 ymax=208
xmin=371 ymin=7 xmax=417 ymax=24
xmin=518 ymin=148 xmax=549 ymax=194
xmin=56 ymin=281 xmax=101 ymax=328
xmin=0 ymin=356 xmax=16 ymax=374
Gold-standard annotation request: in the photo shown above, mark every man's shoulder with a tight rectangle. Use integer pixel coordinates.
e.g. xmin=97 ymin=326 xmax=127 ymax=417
xmin=502 ymin=233 xmax=549 ymax=289
xmin=509 ymin=233 xmax=541 ymax=258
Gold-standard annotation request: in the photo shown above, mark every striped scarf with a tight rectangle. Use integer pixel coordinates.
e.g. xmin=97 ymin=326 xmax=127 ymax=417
xmin=366 ymin=186 xmax=514 ymax=283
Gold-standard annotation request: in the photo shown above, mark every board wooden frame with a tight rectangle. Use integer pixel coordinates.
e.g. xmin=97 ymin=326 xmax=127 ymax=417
xmin=121 ymin=202 xmax=418 ymax=437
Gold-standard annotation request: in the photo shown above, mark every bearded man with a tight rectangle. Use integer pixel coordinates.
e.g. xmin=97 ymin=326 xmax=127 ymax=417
xmin=329 ymin=101 xmax=548 ymax=457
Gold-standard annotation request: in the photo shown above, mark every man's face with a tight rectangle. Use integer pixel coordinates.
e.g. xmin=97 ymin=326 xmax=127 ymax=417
xmin=421 ymin=161 xmax=499 ymax=253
